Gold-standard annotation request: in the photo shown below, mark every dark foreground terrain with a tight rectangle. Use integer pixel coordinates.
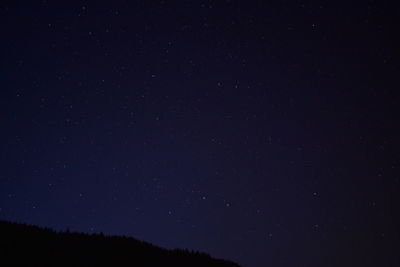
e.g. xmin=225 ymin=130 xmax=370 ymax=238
xmin=0 ymin=221 xmax=240 ymax=266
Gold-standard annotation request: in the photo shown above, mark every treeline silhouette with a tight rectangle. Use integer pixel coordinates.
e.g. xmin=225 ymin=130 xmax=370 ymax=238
xmin=0 ymin=221 xmax=240 ymax=266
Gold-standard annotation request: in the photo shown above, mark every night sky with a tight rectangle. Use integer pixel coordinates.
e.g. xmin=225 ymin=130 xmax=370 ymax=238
xmin=1 ymin=1 xmax=400 ymax=266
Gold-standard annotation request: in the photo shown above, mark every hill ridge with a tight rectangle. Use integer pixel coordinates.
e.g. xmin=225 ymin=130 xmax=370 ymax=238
xmin=0 ymin=220 xmax=240 ymax=266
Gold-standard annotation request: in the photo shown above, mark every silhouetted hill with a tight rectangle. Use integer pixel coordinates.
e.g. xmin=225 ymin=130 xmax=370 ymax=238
xmin=0 ymin=221 xmax=240 ymax=266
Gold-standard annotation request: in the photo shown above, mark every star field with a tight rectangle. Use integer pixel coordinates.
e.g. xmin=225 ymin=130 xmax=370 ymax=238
xmin=1 ymin=1 xmax=400 ymax=266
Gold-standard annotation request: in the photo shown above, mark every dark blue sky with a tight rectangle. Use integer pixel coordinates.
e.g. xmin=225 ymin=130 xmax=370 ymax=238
xmin=1 ymin=1 xmax=399 ymax=266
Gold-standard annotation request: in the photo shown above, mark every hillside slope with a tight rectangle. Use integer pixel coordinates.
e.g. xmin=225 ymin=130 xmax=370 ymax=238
xmin=0 ymin=221 xmax=240 ymax=266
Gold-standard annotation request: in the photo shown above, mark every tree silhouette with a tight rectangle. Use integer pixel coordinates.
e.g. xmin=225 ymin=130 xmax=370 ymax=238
xmin=0 ymin=220 xmax=240 ymax=266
